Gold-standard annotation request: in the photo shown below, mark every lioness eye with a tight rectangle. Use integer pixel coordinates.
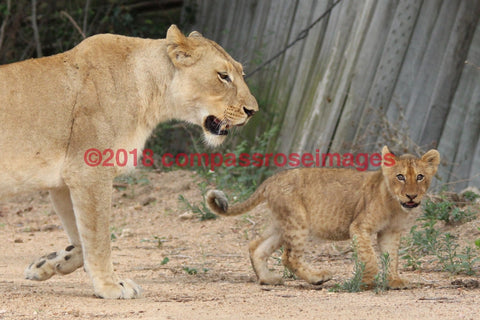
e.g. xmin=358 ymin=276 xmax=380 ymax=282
xmin=396 ymin=174 xmax=405 ymax=181
xmin=417 ymin=174 xmax=424 ymax=181
xmin=218 ymin=72 xmax=231 ymax=83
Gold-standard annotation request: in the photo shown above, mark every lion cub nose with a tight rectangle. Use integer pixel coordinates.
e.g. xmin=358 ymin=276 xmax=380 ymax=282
xmin=243 ymin=107 xmax=256 ymax=117
xmin=406 ymin=194 xmax=418 ymax=200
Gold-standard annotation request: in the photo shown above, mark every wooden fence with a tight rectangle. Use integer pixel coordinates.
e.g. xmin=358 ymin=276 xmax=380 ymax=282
xmin=184 ymin=0 xmax=480 ymax=191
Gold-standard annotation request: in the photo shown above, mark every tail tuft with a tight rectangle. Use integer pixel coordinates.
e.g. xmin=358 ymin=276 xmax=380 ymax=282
xmin=206 ymin=190 xmax=229 ymax=214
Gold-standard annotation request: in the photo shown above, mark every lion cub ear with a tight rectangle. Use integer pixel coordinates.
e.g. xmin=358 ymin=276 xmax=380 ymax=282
xmin=166 ymin=24 xmax=200 ymax=67
xmin=188 ymin=31 xmax=203 ymax=38
xmin=381 ymin=145 xmax=396 ymax=168
xmin=421 ymin=149 xmax=440 ymax=169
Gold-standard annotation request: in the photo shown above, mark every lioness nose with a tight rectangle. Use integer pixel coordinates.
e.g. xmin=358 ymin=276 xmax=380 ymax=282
xmin=406 ymin=194 xmax=417 ymax=200
xmin=243 ymin=107 xmax=256 ymax=117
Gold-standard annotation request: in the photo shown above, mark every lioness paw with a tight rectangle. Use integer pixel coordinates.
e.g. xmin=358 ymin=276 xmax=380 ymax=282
xmin=25 ymin=245 xmax=83 ymax=281
xmin=94 ymin=279 xmax=142 ymax=299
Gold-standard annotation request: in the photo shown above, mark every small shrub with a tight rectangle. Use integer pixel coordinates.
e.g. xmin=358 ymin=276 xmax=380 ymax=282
xmin=374 ymin=253 xmax=390 ymax=294
xmin=330 ymin=238 xmax=365 ymax=293
xmin=402 ymin=197 xmax=480 ymax=275
xmin=178 ymin=181 xmax=217 ymax=221
xmin=463 ymin=190 xmax=480 ymax=202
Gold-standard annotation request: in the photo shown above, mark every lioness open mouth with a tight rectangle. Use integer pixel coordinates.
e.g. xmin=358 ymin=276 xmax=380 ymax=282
xmin=401 ymin=201 xmax=420 ymax=209
xmin=205 ymin=115 xmax=229 ymax=136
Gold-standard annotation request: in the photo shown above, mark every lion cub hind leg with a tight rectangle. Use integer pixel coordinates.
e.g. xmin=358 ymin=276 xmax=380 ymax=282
xmin=274 ymin=199 xmax=332 ymax=284
xmin=25 ymin=187 xmax=84 ymax=281
xmin=282 ymin=240 xmax=332 ymax=285
xmin=249 ymin=225 xmax=284 ymax=285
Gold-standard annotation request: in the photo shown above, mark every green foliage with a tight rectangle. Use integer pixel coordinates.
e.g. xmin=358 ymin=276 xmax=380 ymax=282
xmin=1 ymin=1 xmax=186 ymax=64
xmin=423 ymin=198 xmax=475 ymax=225
xmin=330 ymin=238 xmax=365 ymax=293
xmin=374 ymin=253 xmax=390 ymax=294
xmin=183 ymin=266 xmax=198 ymax=275
xmin=182 ymin=266 xmax=209 ymax=275
xmin=272 ymin=248 xmax=297 ymax=280
xmin=476 ymin=228 xmax=480 ymax=249
xmin=175 ymin=125 xmax=279 ymax=221
xmin=205 ymin=125 xmax=279 ymax=202
xmin=178 ymin=181 xmax=217 ymax=221
xmin=160 ymin=257 xmax=170 ymax=265
xmin=463 ymin=190 xmax=480 ymax=202
xmin=402 ymin=197 xmax=480 ymax=275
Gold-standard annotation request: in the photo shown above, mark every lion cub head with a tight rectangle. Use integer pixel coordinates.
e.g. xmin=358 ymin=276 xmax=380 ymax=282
xmin=166 ymin=25 xmax=258 ymax=146
xmin=381 ymin=146 xmax=440 ymax=211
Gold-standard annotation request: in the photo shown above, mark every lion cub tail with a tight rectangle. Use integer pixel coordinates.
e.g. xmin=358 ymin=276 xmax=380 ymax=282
xmin=206 ymin=186 xmax=265 ymax=216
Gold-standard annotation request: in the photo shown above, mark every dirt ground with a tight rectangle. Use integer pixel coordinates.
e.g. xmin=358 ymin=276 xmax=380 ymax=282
xmin=1 ymin=169 xmax=480 ymax=320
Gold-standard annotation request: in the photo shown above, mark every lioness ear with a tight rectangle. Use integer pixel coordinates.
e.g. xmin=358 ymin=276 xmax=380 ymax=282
xmin=188 ymin=31 xmax=203 ymax=38
xmin=421 ymin=149 xmax=440 ymax=168
xmin=166 ymin=24 xmax=199 ymax=67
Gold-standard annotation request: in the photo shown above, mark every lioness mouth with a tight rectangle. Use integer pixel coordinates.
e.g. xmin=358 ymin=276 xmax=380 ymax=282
xmin=205 ymin=115 xmax=229 ymax=136
xmin=401 ymin=201 xmax=420 ymax=209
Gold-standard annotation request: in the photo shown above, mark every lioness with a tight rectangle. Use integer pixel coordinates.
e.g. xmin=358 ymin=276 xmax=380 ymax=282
xmin=207 ymin=146 xmax=440 ymax=289
xmin=0 ymin=25 xmax=258 ymax=299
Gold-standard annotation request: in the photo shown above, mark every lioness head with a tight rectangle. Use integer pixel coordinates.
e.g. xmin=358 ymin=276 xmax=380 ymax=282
xmin=166 ymin=25 xmax=258 ymax=146
xmin=381 ymin=146 xmax=440 ymax=210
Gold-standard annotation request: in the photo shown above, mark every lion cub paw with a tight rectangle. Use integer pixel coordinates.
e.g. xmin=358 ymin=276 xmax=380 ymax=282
xmin=94 ymin=279 xmax=142 ymax=299
xmin=306 ymin=270 xmax=332 ymax=285
xmin=388 ymin=277 xmax=410 ymax=289
xmin=259 ymin=275 xmax=284 ymax=285
xmin=25 ymin=245 xmax=83 ymax=281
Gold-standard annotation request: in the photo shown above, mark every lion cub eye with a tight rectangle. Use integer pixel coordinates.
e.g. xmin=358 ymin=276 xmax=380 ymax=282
xmin=396 ymin=174 xmax=406 ymax=181
xmin=417 ymin=174 xmax=424 ymax=181
xmin=217 ymin=72 xmax=232 ymax=83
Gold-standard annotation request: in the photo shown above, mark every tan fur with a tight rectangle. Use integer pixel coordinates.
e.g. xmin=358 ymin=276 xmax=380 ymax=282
xmin=207 ymin=147 xmax=440 ymax=288
xmin=0 ymin=25 xmax=257 ymax=299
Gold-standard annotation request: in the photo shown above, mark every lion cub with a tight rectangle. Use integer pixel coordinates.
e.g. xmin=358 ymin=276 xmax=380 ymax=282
xmin=207 ymin=146 xmax=440 ymax=289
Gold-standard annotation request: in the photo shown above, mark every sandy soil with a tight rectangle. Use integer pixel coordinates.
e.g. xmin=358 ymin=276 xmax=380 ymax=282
xmin=1 ymin=169 xmax=479 ymax=320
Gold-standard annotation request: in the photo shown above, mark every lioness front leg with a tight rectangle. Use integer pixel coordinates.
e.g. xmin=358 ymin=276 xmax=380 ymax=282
xmin=377 ymin=230 xmax=409 ymax=289
xmin=25 ymin=187 xmax=83 ymax=280
xmin=66 ymin=173 xmax=141 ymax=299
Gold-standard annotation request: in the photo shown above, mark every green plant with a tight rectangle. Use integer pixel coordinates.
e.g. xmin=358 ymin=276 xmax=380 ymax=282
xmin=272 ymin=248 xmax=297 ymax=280
xmin=402 ymin=198 xmax=480 ymax=275
xmin=110 ymin=226 xmax=122 ymax=241
xmin=183 ymin=266 xmax=198 ymax=275
xmin=475 ymin=228 xmax=480 ymax=249
xmin=178 ymin=181 xmax=217 ymax=221
xmin=204 ymin=125 xmax=279 ymax=202
xmin=463 ymin=190 xmax=480 ymax=202
xmin=456 ymin=247 xmax=480 ymax=276
xmin=374 ymin=253 xmax=390 ymax=294
xmin=160 ymin=257 xmax=170 ymax=265
xmin=423 ymin=198 xmax=475 ymax=225
xmin=330 ymin=238 xmax=365 ymax=293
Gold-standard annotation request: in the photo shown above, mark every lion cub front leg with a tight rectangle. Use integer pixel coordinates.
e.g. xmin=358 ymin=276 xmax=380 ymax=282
xmin=66 ymin=173 xmax=141 ymax=299
xmin=377 ymin=230 xmax=409 ymax=289
xmin=25 ymin=187 xmax=83 ymax=280
xmin=349 ymin=224 xmax=379 ymax=289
